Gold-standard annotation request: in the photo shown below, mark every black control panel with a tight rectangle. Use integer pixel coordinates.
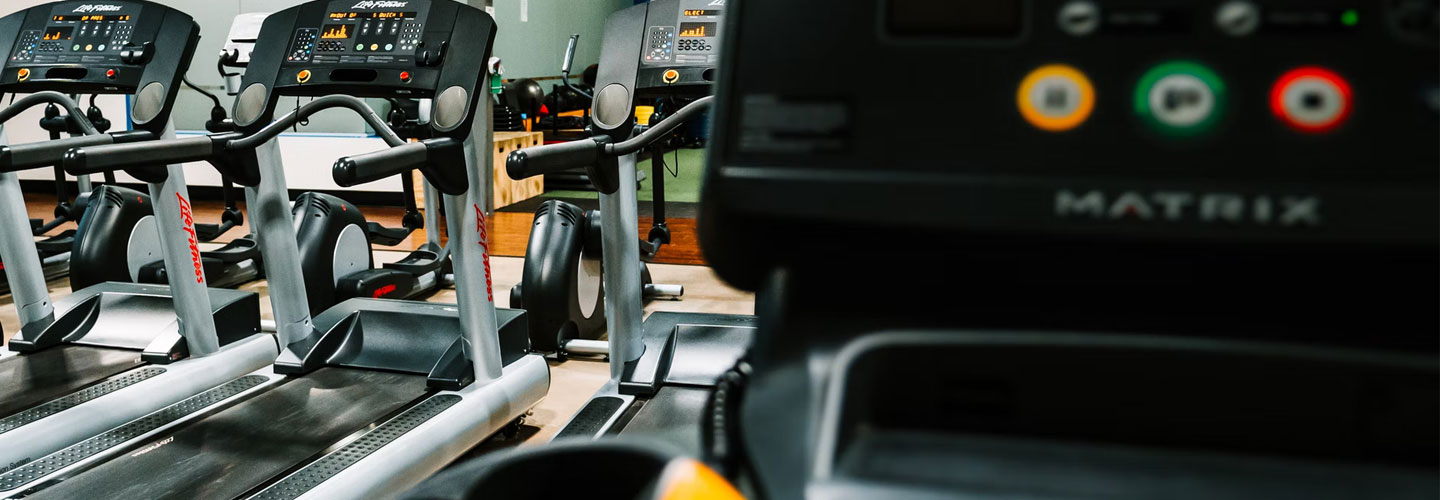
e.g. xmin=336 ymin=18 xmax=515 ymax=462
xmin=705 ymin=0 xmax=1438 ymax=247
xmin=0 ymin=1 xmax=200 ymax=131
xmin=234 ymin=0 xmax=495 ymax=138
xmin=636 ymin=0 xmax=723 ymax=92
xmin=285 ymin=3 xmax=429 ymax=64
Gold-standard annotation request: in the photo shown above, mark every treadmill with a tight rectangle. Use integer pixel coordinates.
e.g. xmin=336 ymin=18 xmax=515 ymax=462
xmin=51 ymin=1 xmax=548 ymax=498
xmin=0 ymin=0 xmax=275 ymax=475
xmin=506 ymin=0 xmax=755 ymax=453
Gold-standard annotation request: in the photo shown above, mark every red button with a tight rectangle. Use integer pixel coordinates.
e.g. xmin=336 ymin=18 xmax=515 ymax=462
xmin=399 ymin=71 xmax=411 ymax=82
xmin=105 ymin=69 xmax=116 ymax=79
xmin=1270 ymin=66 xmax=1352 ymax=134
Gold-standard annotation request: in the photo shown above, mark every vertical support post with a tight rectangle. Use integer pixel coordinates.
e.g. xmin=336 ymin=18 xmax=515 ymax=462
xmin=0 ymin=127 xmax=56 ymax=338
xmin=599 ymin=153 xmax=644 ymax=380
xmin=246 ymin=139 xmax=313 ymax=347
xmin=422 ymin=179 xmax=442 ymax=247
xmin=447 ymin=85 xmax=504 ymax=383
xmin=145 ymin=123 xmax=220 ymax=356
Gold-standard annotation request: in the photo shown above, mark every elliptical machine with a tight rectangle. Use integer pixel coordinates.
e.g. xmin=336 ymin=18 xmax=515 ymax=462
xmin=510 ymin=33 xmax=684 ymax=358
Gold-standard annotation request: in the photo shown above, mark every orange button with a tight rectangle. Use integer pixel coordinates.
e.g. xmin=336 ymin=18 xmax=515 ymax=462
xmin=1016 ymin=64 xmax=1096 ymax=132
xmin=297 ymin=69 xmax=312 ymax=83
xmin=399 ymin=71 xmax=411 ymax=82
xmin=662 ymin=69 xmax=680 ymax=84
xmin=16 ymin=68 xmax=29 ymax=81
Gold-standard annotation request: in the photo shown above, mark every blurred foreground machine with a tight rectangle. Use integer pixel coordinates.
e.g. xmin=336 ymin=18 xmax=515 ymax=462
xmin=405 ymin=1 xmax=1439 ymax=499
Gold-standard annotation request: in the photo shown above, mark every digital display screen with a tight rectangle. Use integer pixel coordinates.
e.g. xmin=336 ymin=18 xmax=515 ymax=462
xmin=321 ymin=24 xmax=353 ymax=39
xmin=678 ymin=22 xmax=716 ymax=37
xmin=886 ymin=0 xmax=1022 ymax=37
xmin=683 ymin=9 xmax=719 ymax=16
xmin=42 ymin=27 xmax=73 ymax=41
xmin=52 ymin=15 xmax=131 ymax=21
xmin=328 ymin=11 xmax=417 ymax=19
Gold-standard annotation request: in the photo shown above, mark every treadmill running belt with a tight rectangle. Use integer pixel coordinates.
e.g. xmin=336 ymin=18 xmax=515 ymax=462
xmin=0 ymin=346 xmax=143 ymax=420
xmin=31 ymin=368 xmax=428 ymax=500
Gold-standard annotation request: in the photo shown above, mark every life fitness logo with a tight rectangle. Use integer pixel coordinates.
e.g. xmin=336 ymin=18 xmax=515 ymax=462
xmin=72 ymin=4 xmax=124 ymax=13
xmin=176 ymin=194 xmax=206 ymax=284
xmin=351 ymin=1 xmax=408 ymax=9
xmin=474 ymin=204 xmax=494 ymax=301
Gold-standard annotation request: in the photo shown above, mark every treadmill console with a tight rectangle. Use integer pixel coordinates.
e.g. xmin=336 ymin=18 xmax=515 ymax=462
xmin=0 ymin=0 xmax=199 ymax=130
xmin=705 ymin=0 xmax=1438 ymax=255
xmin=637 ymin=0 xmax=724 ymax=90
xmin=234 ymin=0 xmax=495 ymax=136
xmin=591 ymin=0 xmax=724 ymax=136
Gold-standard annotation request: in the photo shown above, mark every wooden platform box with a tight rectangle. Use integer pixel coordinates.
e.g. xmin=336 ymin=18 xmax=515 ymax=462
xmin=491 ymin=131 xmax=544 ymax=210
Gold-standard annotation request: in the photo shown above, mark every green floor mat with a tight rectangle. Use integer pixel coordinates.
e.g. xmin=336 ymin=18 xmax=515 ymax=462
xmin=544 ymin=147 xmax=706 ymax=203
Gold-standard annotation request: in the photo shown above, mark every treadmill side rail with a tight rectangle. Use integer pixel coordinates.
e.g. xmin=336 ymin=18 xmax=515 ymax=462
xmin=252 ymin=354 xmax=550 ymax=500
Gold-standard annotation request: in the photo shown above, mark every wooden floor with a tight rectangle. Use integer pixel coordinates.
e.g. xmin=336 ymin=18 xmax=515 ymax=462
xmin=20 ymin=194 xmax=707 ymax=265
xmin=3 ymin=194 xmax=750 ymax=456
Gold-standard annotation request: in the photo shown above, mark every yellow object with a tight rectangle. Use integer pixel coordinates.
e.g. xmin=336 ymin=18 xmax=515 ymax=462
xmin=1016 ymin=64 xmax=1095 ymax=132
xmin=636 ymin=105 xmax=656 ymax=126
xmin=297 ymin=69 xmax=312 ymax=83
xmin=17 ymin=68 xmax=29 ymax=82
xmin=662 ymin=69 xmax=680 ymax=84
xmin=653 ymin=458 xmax=745 ymax=500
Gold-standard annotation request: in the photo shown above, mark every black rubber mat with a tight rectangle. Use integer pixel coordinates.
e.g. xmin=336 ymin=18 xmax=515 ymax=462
xmin=555 ymin=396 xmax=626 ymax=440
xmin=30 ymin=368 xmax=428 ymax=500
xmin=0 ymin=346 xmax=144 ymax=421
xmin=617 ymin=386 xmax=712 ymax=456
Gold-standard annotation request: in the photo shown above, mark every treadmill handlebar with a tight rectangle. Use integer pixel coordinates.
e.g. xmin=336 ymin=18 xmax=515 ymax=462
xmin=230 ymin=95 xmax=404 ymax=150
xmin=1 ymin=132 xmax=142 ymax=172
xmin=506 ymin=136 xmax=606 ymax=180
xmin=62 ymin=132 xmax=215 ymax=175
xmin=505 ymin=95 xmax=715 ymax=180
xmin=0 ymin=91 xmax=98 ymax=135
xmin=333 ymin=140 xmax=431 ymax=187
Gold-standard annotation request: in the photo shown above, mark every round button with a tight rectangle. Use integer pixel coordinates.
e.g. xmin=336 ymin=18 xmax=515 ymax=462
xmin=105 ymin=68 xmax=116 ymax=79
xmin=1134 ymin=61 xmax=1226 ymax=136
xmin=1057 ymin=1 xmax=1101 ymax=37
xmin=1215 ymin=1 xmax=1261 ymax=37
xmin=662 ymin=69 xmax=680 ymax=84
xmin=399 ymin=71 xmax=411 ymax=82
xmin=385 ymin=43 xmax=394 ymax=51
xmin=1016 ymin=64 xmax=1096 ymax=132
xmin=370 ymin=44 xmax=379 ymax=51
xmin=1270 ymin=66 xmax=1352 ymax=134
xmin=297 ymin=69 xmax=312 ymax=83
xmin=17 ymin=68 xmax=29 ymax=81
xmin=356 ymin=43 xmax=364 ymax=51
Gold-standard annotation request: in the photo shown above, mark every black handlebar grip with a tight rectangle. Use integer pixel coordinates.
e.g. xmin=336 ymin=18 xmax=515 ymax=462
xmin=506 ymin=138 xmax=604 ymax=181
xmin=63 ymin=134 xmax=212 ymax=175
xmin=0 ymin=134 xmax=116 ymax=172
xmin=333 ymin=141 xmax=429 ymax=187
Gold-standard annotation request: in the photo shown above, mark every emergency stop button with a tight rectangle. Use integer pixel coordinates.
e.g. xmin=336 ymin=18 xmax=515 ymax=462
xmin=105 ymin=69 xmax=117 ymax=79
xmin=1270 ymin=66 xmax=1352 ymax=134
xmin=662 ymin=69 xmax=680 ymax=84
xmin=16 ymin=68 xmax=29 ymax=82
xmin=297 ymin=69 xmax=312 ymax=83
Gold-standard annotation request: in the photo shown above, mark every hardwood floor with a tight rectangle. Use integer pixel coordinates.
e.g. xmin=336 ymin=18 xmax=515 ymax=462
xmin=23 ymin=193 xmax=706 ymax=265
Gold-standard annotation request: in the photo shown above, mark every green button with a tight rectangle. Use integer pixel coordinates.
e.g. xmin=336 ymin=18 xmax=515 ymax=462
xmin=1133 ymin=61 xmax=1226 ymax=136
xmin=356 ymin=43 xmax=364 ymax=51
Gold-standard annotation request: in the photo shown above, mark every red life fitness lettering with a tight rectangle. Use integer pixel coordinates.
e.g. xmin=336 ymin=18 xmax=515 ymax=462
xmin=474 ymin=204 xmax=493 ymax=301
xmin=175 ymin=193 xmax=205 ymax=284
xmin=372 ymin=284 xmax=397 ymax=298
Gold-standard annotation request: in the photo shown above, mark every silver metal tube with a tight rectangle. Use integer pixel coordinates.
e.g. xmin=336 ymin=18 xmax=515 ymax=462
xmin=562 ymin=339 xmax=609 ymax=356
xmin=0 ymin=127 xmax=55 ymax=336
xmin=445 ymin=89 xmax=504 ymax=383
xmin=144 ymin=123 xmax=219 ymax=356
xmin=422 ymin=180 xmax=441 ymax=247
xmin=599 ymin=153 xmax=644 ymax=378
xmin=644 ymin=283 xmax=684 ymax=298
xmin=75 ymin=174 xmax=92 ymax=193
xmin=245 ymin=139 xmax=313 ymax=347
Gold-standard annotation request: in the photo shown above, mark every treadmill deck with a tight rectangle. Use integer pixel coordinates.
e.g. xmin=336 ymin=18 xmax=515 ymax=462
xmin=29 ymin=367 xmax=429 ymax=500
xmin=0 ymin=345 xmax=143 ymax=423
